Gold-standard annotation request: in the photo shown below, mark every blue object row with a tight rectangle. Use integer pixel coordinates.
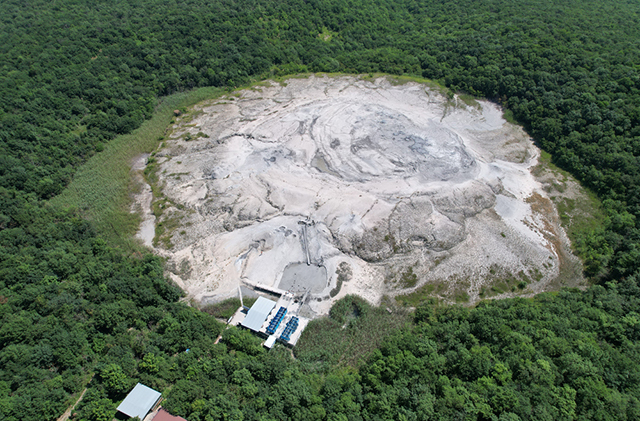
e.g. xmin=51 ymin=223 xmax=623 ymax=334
xmin=280 ymin=317 xmax=299 ymax=341
xmin=266 ymin=306 xmax=287 ymax=334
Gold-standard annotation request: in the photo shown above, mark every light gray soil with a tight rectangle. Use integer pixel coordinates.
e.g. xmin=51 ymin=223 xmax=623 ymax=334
xmin=131 ymin=154 xmax=155 ymax=247
xmin=133 ymin=75 xmax=584 ymax=313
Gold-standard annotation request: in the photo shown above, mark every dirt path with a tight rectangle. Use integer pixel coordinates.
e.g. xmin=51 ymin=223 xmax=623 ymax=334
xmin=57 ymin=386 xmax=89 ymax=421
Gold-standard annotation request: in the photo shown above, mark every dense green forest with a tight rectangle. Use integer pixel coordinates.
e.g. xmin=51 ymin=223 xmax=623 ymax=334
xmin=1 ymin=0 xmax=640 ymax=419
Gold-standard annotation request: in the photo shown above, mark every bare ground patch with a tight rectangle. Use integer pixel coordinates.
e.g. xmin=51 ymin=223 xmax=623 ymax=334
xmin=131 ymin=75 xmax=591 ymax=314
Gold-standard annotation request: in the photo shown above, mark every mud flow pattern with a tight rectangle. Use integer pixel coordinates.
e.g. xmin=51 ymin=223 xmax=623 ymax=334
xmin=143 ymin=76 xmax=579 ymax=311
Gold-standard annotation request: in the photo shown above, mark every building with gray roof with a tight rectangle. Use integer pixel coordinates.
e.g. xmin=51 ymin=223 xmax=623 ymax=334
xmin=116 ymin=383 xmax=162 ymax=420
xmin=241 ymin=296 xmax=276 ymax=332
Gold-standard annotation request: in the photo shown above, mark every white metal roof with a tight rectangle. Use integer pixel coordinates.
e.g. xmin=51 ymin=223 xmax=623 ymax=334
xmin=264 ymin=335 xmax=277 ymax=348
xmin=241 ymin=296 xmax=276 ymax=332
xmin=117 ymin=383 xmax=161 ymax=420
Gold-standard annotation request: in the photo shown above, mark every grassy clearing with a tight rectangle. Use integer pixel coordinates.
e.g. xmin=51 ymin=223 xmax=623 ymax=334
xmin=50 ymin=87 xmax=224 ymax=248
xmin=396 ymin=275 xmax=471 ymax=307
xmin=479 ymin=269 xmax=531 ymax=299
xmin=398 ymin=266 xmax=536 ymax=307
xmin=554 ymin=190 xmax=604 ymax=243
xmin=385 ymin=265 xmax=419 ymax=289
xmin=457 ymin=93 xmax=481 ymax=108
xmin=502 ymin=109 xmax=518 ymax=125
xmin=396 ymin=282 xmax=448 ymax=307
xmin=201 ymin=297 xmax=258 ymax=320
xmin=295 ymin=295 xmax=409 ymax=368
xmin=382 ymin=74 xmax=449 ymax=92
xmin=536 ymin=150 xmax=605 ymax=252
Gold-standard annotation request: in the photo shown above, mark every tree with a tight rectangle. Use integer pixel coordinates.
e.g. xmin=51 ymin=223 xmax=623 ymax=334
xmin=99 ymin=364 xmax=130 ymax=397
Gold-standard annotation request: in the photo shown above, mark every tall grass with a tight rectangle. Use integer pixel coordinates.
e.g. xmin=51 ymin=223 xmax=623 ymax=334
xmin=50 ymin=87 xmax=224 ymax=248
xmin=295 ymin=295 xmax=410 ymax=368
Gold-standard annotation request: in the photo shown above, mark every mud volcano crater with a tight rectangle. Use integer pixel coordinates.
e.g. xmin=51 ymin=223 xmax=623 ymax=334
xmin=139 ymin=76 xmax=581 ymax=314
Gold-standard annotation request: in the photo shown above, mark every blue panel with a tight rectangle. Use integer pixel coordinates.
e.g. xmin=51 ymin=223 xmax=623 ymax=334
xmin=280 ymin=316 xmax=299 ymax=341
xmin=266 ymin=307 xmax=287 ymax=334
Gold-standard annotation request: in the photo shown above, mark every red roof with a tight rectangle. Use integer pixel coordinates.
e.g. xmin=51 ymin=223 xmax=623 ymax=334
xmin=152 ymin=408 xmax=187 ymax=421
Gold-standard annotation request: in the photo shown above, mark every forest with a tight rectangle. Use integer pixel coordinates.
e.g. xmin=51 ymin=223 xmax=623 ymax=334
xmin=1 ymin=0 xmax=639 ymax=419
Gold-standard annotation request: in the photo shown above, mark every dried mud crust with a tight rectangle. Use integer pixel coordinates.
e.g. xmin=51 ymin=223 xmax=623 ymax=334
xmin=134 ymin=75 xmax=584 ymax=313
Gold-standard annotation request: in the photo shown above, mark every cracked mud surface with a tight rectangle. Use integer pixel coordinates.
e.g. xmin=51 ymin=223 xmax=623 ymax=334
xmin=136 ymin=75 xmax=583 ymax=315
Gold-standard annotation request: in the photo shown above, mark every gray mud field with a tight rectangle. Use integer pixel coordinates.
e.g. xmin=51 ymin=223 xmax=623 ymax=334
xmin=134 ymin=75 xmax=584 ymax=314
xmin=278 ymin=263 xmax=328 ymax=294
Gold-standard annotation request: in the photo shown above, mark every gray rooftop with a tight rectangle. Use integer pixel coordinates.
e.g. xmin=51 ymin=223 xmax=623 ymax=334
xmin=117 ymin=383 xmax=161 ymax=419
xmin=241 ymin=296 xmax=276 ymax=332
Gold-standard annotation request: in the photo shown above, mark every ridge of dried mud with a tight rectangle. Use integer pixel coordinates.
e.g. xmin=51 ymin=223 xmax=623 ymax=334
xmin=133 ymin=75 xmax=584 ymax=316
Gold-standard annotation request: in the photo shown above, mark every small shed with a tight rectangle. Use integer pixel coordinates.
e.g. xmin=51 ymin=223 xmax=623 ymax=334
xmin=152 ymin=408 xmax=187 ymax=421
xmin=241 ymin=296 xmax=276 ymax=332
xmin=264 ymin=335 xmax=277 ymax=349
xmin=116 ymin=383 xmax=162 ymax=420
